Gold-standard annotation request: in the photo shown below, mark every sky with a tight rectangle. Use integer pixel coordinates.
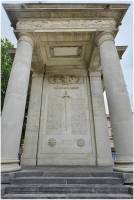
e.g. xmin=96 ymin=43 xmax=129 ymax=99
xmin=1 ymin=0 xmax=134 ymax=112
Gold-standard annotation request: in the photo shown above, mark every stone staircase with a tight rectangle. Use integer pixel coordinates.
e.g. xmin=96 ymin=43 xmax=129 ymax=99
xmin=1 ymin=167 xmax=133 ymax=199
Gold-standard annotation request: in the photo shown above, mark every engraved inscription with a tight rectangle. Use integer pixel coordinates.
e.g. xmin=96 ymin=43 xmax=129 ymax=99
xmin=38 ymin=73 xmax=94 ymax=164
xmin=71 ymin=98 xmax=87 ymax=135
xmin=46 ymin=99 xmax=63 ymax=132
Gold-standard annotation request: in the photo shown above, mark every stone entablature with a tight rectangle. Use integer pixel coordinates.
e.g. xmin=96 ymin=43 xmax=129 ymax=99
xmin=3 ymin=3 xmax=129 ymax=73
xmin=15 ymin=20 xmax=116 ymax=73
xmin=3 ymin=3 xmax=129 ymax=28
xmin=16 ymin=19 xmax=116 ymax=32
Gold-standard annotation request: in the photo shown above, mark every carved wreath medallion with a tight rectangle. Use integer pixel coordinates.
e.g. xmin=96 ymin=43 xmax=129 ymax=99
xmin=77 ymin=139 xmax=85 ymax=147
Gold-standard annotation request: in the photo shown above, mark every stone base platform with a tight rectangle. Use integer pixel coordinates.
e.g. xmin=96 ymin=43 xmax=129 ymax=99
xmin=1 ymin=166 xmax=133 ymax=199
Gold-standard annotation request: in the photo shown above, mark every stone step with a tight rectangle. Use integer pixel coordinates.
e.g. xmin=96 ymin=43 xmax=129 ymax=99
xmin=15 ymin=171 xmax=122 ymax=178
xmin=5 ymin=184 xmax=130 ymax=194
xmin=129 ymin=185 xmax=133 ymax=195
xmin=2 ymin=169 xmax=132 ymax=199
xmin=3 ymin=193 xmax=132 ymax=199
xmin=11 ymin=177 xmax=123 ymax=185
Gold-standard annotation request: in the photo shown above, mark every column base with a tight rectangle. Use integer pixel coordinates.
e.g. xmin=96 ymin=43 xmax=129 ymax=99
xmin=113 ymin=161 xmax=133 ymax=172
xmin=1 ymin=163 xmax=21 ymax=173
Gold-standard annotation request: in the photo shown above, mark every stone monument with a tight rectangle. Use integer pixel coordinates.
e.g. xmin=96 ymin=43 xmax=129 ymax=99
xmin=1 ymin=3 xmax=133 ymax=172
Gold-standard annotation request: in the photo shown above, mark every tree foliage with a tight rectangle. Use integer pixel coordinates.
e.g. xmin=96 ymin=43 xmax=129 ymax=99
xmin=1 ymin=38 xmax=14 ymax=110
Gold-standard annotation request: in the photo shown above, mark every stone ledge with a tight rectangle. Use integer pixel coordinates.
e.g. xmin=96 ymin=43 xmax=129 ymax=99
xmin=1 ymin=173 xmax=16 ymax=184
xmin=122 ymin=173 xmax=133 ymax=185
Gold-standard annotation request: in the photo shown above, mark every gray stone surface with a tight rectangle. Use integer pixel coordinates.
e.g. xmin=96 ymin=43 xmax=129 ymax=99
xmin=1 ymin=173 xmax=15 ymax=184
xmin=90 ymin=71 xmax=113 ymax=166
xmin=37 ymin=74 xmax=96 ymax=165
xmin=1 ymin=168 xmax=133 ymax=199
xmin=10 ymin=177 xmax=123 ymax=185
xmin=14 ymin=171 xmax=122 ymax=178
xmin=21 ymin=72 xmax=44 ymax=166
xmin=98 ymin=32 xmax=133 ymax=172
xmin=5 ymin=184 xmax=130 ymax=194
xmin=1 ymin=3 xmax=132 ymax=174
xmin=129 ymin=186 xmax=133 ymax=195
xmin=1 ymin=34 xmax=33 ymax=172
xmin=3 ymin=193 xmax=132 ymax=199
xmin=122 ymin=173 xmax=133 ymax=184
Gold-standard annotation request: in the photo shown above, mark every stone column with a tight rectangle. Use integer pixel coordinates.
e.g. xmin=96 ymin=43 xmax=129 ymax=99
xmin=21 ymin=72 xmax=44 ymax=166
xmin=89 ymin=71 xmax=113 ymax=166
xmin=97 ymin=32 xmax=133 ymax=172
xmin=1 ymin=34 xmax=33 ymax=172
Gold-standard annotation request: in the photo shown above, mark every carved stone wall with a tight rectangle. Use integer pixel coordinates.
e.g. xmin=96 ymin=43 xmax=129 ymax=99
xmin=37 ymin=71 xmax=96 ymax=165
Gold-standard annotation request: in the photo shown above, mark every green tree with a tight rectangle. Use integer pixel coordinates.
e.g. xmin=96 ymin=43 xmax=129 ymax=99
xmin=1 ymin=38 xmax=14 ymax=110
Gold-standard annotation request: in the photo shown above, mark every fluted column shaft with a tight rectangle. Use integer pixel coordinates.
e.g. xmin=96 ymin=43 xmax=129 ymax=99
xmin=97 ymin=32 xmax=133 ymax=172
xmin=1 ymin=34 xmax=33 ymax=172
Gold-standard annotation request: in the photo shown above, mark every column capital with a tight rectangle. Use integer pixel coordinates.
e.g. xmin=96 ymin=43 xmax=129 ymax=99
xmin=18 ymin=33 xmax=34 ymax=48
xmin=96 ymin=32 xmax=114 ymax=46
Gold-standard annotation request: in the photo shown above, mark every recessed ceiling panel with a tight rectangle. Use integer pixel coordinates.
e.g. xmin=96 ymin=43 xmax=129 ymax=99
xmin=50 ymin=46 xmax=82 ymax=57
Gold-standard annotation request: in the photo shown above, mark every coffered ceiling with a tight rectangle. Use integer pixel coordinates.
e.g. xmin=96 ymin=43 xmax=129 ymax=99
xmin=32 ymin=32 xmax=94 ymax=72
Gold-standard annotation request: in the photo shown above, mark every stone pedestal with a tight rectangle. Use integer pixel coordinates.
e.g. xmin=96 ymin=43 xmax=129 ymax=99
xmin=1 ymin=34 xmax=33 ymax=172
xmin=89 ymin=71 xmax=113 ymax=166
xmin=21 ymin=72 xmax=44 ymax=166
xmin=97 ymin=32 xmax=133 ymax=172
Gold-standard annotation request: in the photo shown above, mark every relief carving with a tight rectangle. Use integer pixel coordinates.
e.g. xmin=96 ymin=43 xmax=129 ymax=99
xmin=48 ymin=138 xmax=56 ymax=147
xmin=77 ymin=139 xmax=85 ymax=147
xmin=48 ymin=75 xmax=84 ymax=84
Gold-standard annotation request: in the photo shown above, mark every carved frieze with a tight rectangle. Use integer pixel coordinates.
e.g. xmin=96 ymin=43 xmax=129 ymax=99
xmin=16 ymin=19 xmax=116 ymax=32
xmin=48 ymin=75 xmax=84 ymax=84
